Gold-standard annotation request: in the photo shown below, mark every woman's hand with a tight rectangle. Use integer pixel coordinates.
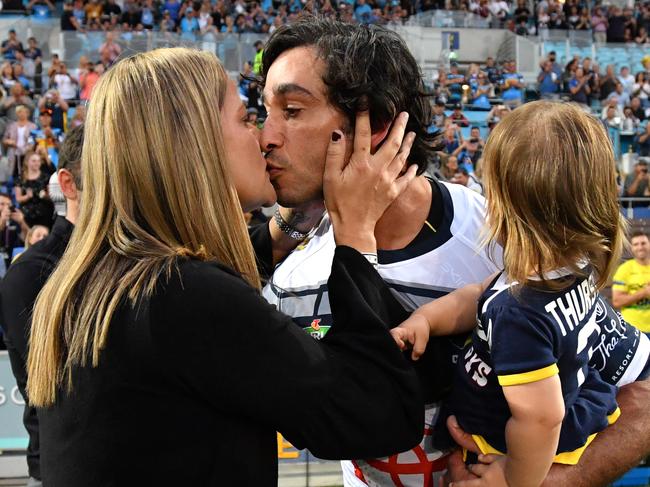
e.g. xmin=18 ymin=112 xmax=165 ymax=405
xmin=323 ymin=110 xmax=417 ymax=253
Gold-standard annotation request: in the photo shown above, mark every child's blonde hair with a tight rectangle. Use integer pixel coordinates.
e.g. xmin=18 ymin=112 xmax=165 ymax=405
xmin=482 ymin=101 xmax=626 ymax=290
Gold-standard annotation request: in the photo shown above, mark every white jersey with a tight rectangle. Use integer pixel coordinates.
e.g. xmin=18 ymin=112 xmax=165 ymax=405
xmin=263 ymin=179 xmax=500 ymax=487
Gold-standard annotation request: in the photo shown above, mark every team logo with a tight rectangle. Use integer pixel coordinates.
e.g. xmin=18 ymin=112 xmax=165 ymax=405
xmin=310 ymin=319 xmax=321 ymax=331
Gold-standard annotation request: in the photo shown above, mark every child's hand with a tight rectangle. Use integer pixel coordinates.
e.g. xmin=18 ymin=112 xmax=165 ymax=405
xmin=449 ymin=455 xmax=507 ymax=487
xmin=390 ymin=313 xmax=430 ymax=361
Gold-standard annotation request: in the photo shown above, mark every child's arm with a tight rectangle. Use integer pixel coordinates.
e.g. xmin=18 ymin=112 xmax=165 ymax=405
xmin=501 ymin=375 xmax=565 ymax=487
xmin=391 ymin=272 xmax=498 ymax=360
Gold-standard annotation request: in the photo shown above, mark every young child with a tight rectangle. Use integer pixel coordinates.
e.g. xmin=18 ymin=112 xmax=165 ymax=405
xmin=392 ymin=101 xmax=650 ymax=487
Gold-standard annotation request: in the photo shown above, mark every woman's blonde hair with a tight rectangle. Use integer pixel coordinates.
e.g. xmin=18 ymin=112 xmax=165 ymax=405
xmin=482 ymin=100 xmax=626 ymax=290
xmin=28 ymin=48 xmax=260 ymax=407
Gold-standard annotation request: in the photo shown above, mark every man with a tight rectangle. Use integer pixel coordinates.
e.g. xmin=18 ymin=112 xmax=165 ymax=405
xmin=451 ymin=167 xmax=482 ymax=194
xmin=1 ymin=30 xmax=24 ymax=62
xmin=613 ymin=231 xmax=650 ymax=333
xmin=454 ymin=135 xmax=482 ymax=173
xmin=623 ymin=160 xmax=649 ymax=206
xmin=569 ymin=67 xmax=591 ymax=106
xmin=538 ymin=60 xmax=560 ymax=98
xmin=253 ymin=40 xmax=264 ymax=75
xmin=431 ymin=98 xmax=447 ymax=128
xmin=638 ymin=122 xmax=650 ymax=157
xmin=0 ymin=125 xmax=83 ymax=487
xmin=500 ymin=60 xmax=524 ymax=107
xmin=0 ymin=193 xmax=28 ymax=273
xmin=449 ymin=103 xmax=469 ymax=127
xmin=631 ymin=96 xmax=647 ymax=122
xmin=619 ymin=66 xmax=635 ymax=95
xmin=259 ymin=17 xmax=650 ymax=487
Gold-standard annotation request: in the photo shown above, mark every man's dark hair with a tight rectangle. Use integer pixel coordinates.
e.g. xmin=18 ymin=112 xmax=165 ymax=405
xmin=58 ymin=124 xmax=84 ymax=190
xmin=0 ymin=192 xmax=11 ymax=201
xmin=631 ymin=230 xmax=650 ymax=240
xmin=261 ymin=16 xmax=438 ymax=174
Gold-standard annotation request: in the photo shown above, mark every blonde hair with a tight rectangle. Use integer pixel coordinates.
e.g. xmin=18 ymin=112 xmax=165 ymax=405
xmin=482 ymin=101 xmax=626 ymax=290
xmin=28 ymin=48 xmax=260 ymax=407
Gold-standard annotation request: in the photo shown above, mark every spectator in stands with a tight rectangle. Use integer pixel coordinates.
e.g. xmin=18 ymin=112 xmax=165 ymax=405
xmin=3 ymin=106 xmax=37 ymax=181
xmin=432 ymin=99 xmax=447 ymax=128
xmin=569 ymin=68 xmax=591 ymax=106
xmin=603 ymin=105 xmax=622 ymax=129
xmin=1 ymin=30 xmax=23 ymax=62
xmin=609 ymin=82 xmax=631 ymax=109
xmin=12 ymin=225 xmax=49 ymax=262
xmin=25 ymin=0 xmax=54 ymax=14
xmin=455 ymin=135 xmax=482 ymax=172
xmin=140 ymin=0 xmax=158 ymax=29
xmin=591 ymin=6 xmax=608 ymax=43
xmin=486 ymin=103 xmax=510 ymax=130
xmin=160 ymin=9 xmax=176 ymax=31
xmin=619 ymin=66 xmax=635 ymax=94
xmin=0 ymin=62 xmax=16 ymax=92
xmin=22 ymin=37 xmax=42 ymax=95
xmin=538 ymin=60 xmax=560 ymax=98
xmin=1 ymin=84 xmax=35 ymax=123
xmin=608 ymin=6 xmax=626 ymax=43
xmin=38 ymin=90 xmax=69 ymax=132
xmin=32 ymin=110 xmax=62 ymax=166
xmin=69 ymin=104 xmax=85 ymax=128
xmin=472 ymin=72 xmax=493 ymax=109
xmin=79 ymin=62 xmax=100 ymax=102
xmin=600 ymin=64 xmax=618 ymax=100
xmin=451 ymin=167 xmax=482 ymax=194
xmin=632 ymin=72 xmax=650 ymax=106
xmin=638 ymin=123 xmax=650 ymax=157
xmin=612 ymin=231 xmax=650 ymax=333
xmin=446 ymin=62 xmax=465 ymax=103
xmin=449 ymin=103 xmax=469 ymax=127
xmin=624 ymin=160 xmax=650 ymax=203
xmin=575 ymin=7 xmax=590 ymax=30
xmin=514 ymin=0 xmax=530 ymax=24
xmin=440 ymin=154 xmax=458 ymax=181
xmin=15 ymin=151 xmax=53 ymax=228
xmin=637 ymin=26 xmax=650 ymax=44
xmin=622 ymin=106 xmax=640 ymax=132
xmin=51 ymin=63 xmax=78 ymax=104
xmin=12 ymin=64 xmax=30 ymax=92
xmin=501 ymin=60 xmax=523 ymax=107
xmin=98 ymin=32 xmax=122 ymax=66
xmin=0 ymin=193 xmax=27 ymax=274
xmin=85 ymin=0 xmax=104 ymax=23
xmin=443 ymin=123 xmax=462 ymax=154
xmin=630 ymin=96 xmax=647 ymax=121
xmin=484 ymin=56 xmax=501 ymax=85
xmin=60 ymin=0 xmax=83 ymax=31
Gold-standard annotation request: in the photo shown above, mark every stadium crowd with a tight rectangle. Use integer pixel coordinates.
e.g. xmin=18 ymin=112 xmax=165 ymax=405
xmin=1 ymin=4 xmax=650 ymax=271
xmin=0 ymin=0 xmax=643 ymax=43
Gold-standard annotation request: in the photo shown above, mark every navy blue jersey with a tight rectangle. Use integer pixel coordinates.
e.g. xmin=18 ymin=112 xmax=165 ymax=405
xmin=448 ymin=270 xmax=627 ymax=464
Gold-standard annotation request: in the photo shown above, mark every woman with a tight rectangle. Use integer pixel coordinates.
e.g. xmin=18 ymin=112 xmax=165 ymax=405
xmin=632 ymin=71 xmax=650 ymax=105
xmin=27 ymin=48 xmax=422 ymax=486
xmin=11 ymin=224 xmax=49 ymax=262
xmin=15 ymin=150 xmax=53 ymax=227
xmin=2 ymin=105 xmax=36 ymax=181
xmin=0 ymin=61 xmax=16 ymax=92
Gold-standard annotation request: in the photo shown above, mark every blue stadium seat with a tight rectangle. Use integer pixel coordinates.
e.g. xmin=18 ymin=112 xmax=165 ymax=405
xmin=612 ymin=467 xmax=650 ymax=487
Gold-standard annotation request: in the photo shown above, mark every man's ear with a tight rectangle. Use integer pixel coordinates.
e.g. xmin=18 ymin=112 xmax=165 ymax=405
xmin=370 ymin=122 xmax=391 ymax=153
xmin=58 ymin=169 xmax=78 ymax=201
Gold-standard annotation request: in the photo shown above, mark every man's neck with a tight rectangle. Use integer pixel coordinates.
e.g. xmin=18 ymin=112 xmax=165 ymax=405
xmin=374 ymin=175 xmax=433 ymax=251
xmin=636 ymin=257 xmax=650 ymax=266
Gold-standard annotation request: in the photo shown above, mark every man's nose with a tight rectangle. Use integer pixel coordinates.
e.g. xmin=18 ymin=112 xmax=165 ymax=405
xmin=259 ymin=115 xmax=282 ymax=152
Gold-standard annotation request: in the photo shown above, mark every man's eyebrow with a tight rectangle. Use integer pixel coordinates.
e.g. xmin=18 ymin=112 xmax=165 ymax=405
xmin=274 ymin=83 xmax=317 ymax=100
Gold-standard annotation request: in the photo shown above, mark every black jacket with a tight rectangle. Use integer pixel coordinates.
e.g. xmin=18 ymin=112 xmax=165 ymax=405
xmin=37 ymin=246 xmax=423 ymax=486
xmin=0 ymin=216 xmax=74 ymax=480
